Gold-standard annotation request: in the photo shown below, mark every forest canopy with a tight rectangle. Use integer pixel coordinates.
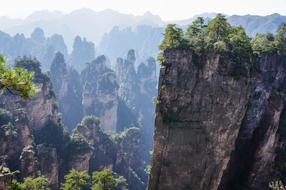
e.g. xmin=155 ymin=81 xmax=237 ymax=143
xmin=159 ymin=14 xmax=286 ymax=56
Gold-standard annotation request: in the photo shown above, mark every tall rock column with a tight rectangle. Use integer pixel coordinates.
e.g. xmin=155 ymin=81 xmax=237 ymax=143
xmin=148 ymin=49 xmax=250 ymax=190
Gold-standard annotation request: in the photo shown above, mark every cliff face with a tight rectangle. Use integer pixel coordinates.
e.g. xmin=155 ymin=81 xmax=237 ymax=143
xmin=149 ymin=48 xmax=286 ymax=190
xmin=0 ymin=60 xmax=65 ymax=189
xmin=116 ymin=50 xmax=157 ymax=154
xmin=149 ymin=49 xmax=250 ymax=190
xmin=0 ymin=56 xmax=149 ymax=190
xmin=68 ymin=118 xmax=148 ymax=190
xmin=219 ymin=53 xmax=286 ymax=189
xmin=81 ymin=55 xmax=119 ymax=132
xmin=50 ymin=52 xmax=83 ymax=131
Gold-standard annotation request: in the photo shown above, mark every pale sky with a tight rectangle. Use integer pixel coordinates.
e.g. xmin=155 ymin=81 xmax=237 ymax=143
xmin=0 ymin=0 xmax=285 ymax=21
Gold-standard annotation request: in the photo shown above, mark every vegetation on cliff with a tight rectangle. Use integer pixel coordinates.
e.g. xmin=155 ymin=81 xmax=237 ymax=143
xmin=158 ymin=14 xmax=286 ymax=78
xmin=60 ymin=168 xmax=127 ymax=190
xmin=0 ymin=55 xmax=35 ymax=99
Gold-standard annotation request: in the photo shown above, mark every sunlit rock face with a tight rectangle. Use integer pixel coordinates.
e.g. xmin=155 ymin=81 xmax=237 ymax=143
xmin=81 ymin=55 xmax=119 ymax=132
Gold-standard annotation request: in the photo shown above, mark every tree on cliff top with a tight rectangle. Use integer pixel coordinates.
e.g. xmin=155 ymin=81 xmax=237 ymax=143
xmin=91 ymin=168 xmax=117 ymax=190
xmin=7 ymin=176 xmax=51 ymax=190
xmin=0 ymin=55 xmax=35 ymax=99
xmin=275 ymin=22 xmax=286 ymax=55
xmin=205 ymin=14 xmax=231 ymax=43
xmin=60 ymin=169 xmax=90 ymax=190
xmin=159 ymin=24 xmax=187 ymax=51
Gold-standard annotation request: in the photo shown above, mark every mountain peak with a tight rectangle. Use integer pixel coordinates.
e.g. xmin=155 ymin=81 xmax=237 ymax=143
xmin=26 ymin=10 xmax=63 ymax=22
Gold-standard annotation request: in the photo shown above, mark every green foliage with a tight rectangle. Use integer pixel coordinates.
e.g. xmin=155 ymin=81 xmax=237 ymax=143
xmin=251 ymin=33 xmax=276 ymax=54
xmin=91 ymin=168 xmax=116 ymax=190
xmin=145 ymin=164 xmax=152 ymax=174
xmin=186 ymin=17 xmax=206 ymax=38
xmin=205 ymin=14 xmax=231 ymax=44
xmin=0 ymin=55 xmax=36 ymax=99
xmin=159 ymin=24 xmax=188 ymax=51
xmin=60 ymin=168 xmax=127 ymax=190
xmin=275 ymin=23 xmax=286 ymax=55
xmin=21 ymin=176 xmax=51 ymax=190
xmin=34 ymin=118 xmax=68 ymax=154
xmin=82 ymin=115 xmax=100 ymax=127
xmin=7 ymin=180 xmax=22 ymax=190
xmin=158 ymin=14 xmax=255 ymax=78
xmin=60 ymin=169 xmax=90 ymax=190
xmin=14 ymin=56 xmax=41 ymax=73
xmin=185 ymin=17 xmax=206 ymax=53
xmin=250 ymin=22 xmax=286 ymax=55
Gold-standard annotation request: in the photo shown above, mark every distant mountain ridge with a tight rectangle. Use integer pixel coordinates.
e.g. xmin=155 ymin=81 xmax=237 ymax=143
xmin=0 ymin=9 xmax=165 ymax=49
xmin=0 ymin=9 xmax=285 ymax=51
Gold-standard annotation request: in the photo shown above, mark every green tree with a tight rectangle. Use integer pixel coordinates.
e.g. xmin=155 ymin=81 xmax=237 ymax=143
xmin=251 ymin=33 xmax=276 ymax=54
xmin=0 ymin=55 xmax=35 ymax=99
xmin=228 ymin=26 xmax=253 ymax=77
xmin=21 ymin=176 xmax=51 ymax=190
xmin=186 ymin=17 xmax=206 ymax=38
xmin=7 ymin=180 xmax=22 ymax=190
xmin=205 ymin=14 xmax=231 ymax=43
xmin=60 ymin=169 xmax=90 ymax=190
xmin=159 ymin=24 xmax=187 ymax=51
xmin=185 ymin=17 xmax=206 ymax=53
xmin=275 ymin=22 xmax=286 ymax=55
xmin=82 ymin=115 xmax=100 ymax=127
xmin=91 ymin=168 xmax=116 ymax=190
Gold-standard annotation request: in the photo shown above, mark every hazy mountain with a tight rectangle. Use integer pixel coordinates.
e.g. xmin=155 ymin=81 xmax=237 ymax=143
xmin=1 ymin=9 xmax=285 ymax=52
xmin=228 ymin=13 xmax=286 ymax=36
xmin=98 ymin=25 xmax=164 ymax=65
xmin=0 ymin=9 xmax=165 ymax=50
xmin=98 ymin=13 xmax=286 ymax=66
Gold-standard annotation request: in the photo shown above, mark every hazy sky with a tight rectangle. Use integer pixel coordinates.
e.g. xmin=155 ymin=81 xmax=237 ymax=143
xmin=0 ymin=0 xmax=286 ymax=20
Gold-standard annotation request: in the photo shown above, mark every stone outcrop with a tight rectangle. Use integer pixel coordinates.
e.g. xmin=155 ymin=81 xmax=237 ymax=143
xmin=116 ymin=50 xmax=157 ymax=152
xmin=81 ymin=55 xmax=119 ymax=132
xmin=70 ymin=116 xmax=148 ymax=190
xmin=50 ymin=52 xmax=83 ymax=130
xmin=219 ymin=53 xmax=286 ymax=189
xmin=0 ymin=57 xmax=67 ymax=189
xmin=149 ymin=49 xmax=250 ymax=190
xmin=149 ymin=47 xmax=286 ymax=190
xmin=70 ymin=36 xmax=95 ymax=71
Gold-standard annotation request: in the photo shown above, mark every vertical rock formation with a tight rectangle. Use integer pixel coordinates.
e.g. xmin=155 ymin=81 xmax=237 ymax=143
xmin=137 ymin=57 xmax=157 ymax=148
xmin=81 ymin=55 xmax=119 ymax=132
xmin=149 ymin=49 xmax=250 ymax=190
xmin=67 ymin=116 xmax=148 ymax=190
xmin=0 ymin=57 xmax=69 ymax=189
xmin=70 ymin=36 xmax=95 ymax=71
xmin=219 ymin=53 xmax=286 ymax=189
xmin=115 ymin=50 xmax=157 ymax=149
xmin=50 ymin=52 xmax=83 ymax=130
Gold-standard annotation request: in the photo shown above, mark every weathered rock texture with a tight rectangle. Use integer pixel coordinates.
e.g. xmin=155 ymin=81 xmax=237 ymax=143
xmin=0 ymin=58 xmax=66 ymax=189
xmin=149 ymin=49 xmax=286 ymax=190
xmin=0 ymin=57 xmax=149 ymax=190
xmin=50 ymin=52 xmax=83 ymax=131
xmin=69 ymin=118 xmax=148 ymax=190
xmin=81 ymin=55 xmax=119 ymax=132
